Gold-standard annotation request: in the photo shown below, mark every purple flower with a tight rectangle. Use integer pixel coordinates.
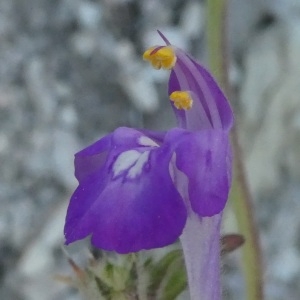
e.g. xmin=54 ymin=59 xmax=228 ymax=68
xmin=64 ymin=32 xmax=233 ymax=256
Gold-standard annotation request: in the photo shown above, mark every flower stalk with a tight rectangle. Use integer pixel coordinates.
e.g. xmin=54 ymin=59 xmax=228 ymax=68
xmin=206 ymin=0 xmax=264 ymax=299
xmin=180 ymin=212 xmax=222 ymax=300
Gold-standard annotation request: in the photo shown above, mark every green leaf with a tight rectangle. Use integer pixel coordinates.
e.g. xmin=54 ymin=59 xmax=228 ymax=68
xmin=160 ymin=263 xmax=187 ymax=300
xmin=148 ymin=249 xmax=187 ymax=299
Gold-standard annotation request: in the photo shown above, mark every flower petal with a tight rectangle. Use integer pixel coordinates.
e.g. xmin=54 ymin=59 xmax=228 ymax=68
xmin=65 ymin=128 xmax=187 ymax=253
xmin=171 ymin=129 xmax=232 ymax=217
xmin=169 ymin=50 xmax=234 ymax=131
xmin=92 ymin=152 xmax=187 ymax=253
xmin=75 ymin=134 xmax=112 ymax=182
xmin=74 ymin=127 xmax=165 ymax=182
xmin=64 ymin=167 xmax=110 ymax=242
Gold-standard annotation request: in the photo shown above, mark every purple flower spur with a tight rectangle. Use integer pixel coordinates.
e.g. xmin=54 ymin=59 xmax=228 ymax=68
xmin=64 ymin=30 xmax=233 ymax=300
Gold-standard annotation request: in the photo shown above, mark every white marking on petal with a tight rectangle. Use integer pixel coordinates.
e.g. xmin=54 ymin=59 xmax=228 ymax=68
xmin=138 ymin=136 xmax=159 ymax=147
xmin=169 ymin=153 xmax=189 ymax=207
xmin=127 ymin=151 xmax=150 ymax=179
xmin=113 ymin=150 xmax=141 ymax=177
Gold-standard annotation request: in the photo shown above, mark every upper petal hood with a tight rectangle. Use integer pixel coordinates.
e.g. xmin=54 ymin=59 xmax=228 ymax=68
xmin=168 ymin=49 xmax=234 ymax=131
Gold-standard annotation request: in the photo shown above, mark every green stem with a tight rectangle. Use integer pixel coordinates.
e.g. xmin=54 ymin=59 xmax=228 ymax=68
xmin=207 ymin=0 xmax=226 ymax=87
xmin=206 ymin=1 xmax=264 ymax=299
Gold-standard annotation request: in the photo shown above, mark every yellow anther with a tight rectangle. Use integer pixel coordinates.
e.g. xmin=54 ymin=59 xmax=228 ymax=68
xmin=142 ymin=46 xmax=156 ymax=61
xmin=170 ymin=91 xmax=193 ymax=110
xmin=143 ymin=46 xmax=177 ymax=70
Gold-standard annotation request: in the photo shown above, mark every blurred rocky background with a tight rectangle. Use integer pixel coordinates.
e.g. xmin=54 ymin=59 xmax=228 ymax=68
xmin=1 ymin=0 xmax=300 ymax=299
